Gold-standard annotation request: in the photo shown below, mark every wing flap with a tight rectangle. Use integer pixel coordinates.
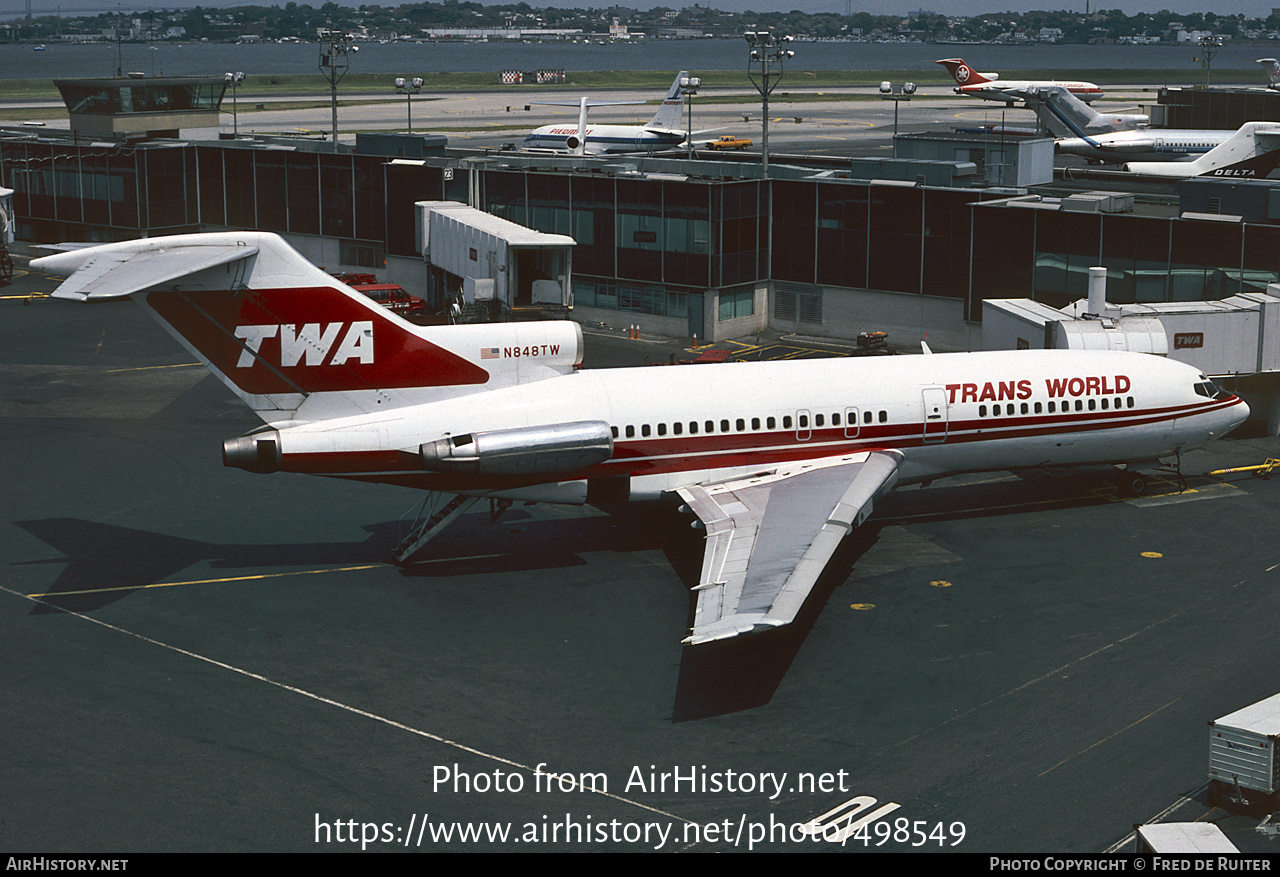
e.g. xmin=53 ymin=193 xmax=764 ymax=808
xmin=677 ymin=449 xmax=902 ymax=645
xmin=48 ymin=245 xmax=258 ymax=301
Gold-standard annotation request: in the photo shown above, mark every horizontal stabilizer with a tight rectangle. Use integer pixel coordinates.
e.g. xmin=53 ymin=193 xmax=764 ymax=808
xmin=47 ymin=245 xmax=258 ymax=301
xmin=529 ymin=100 xmax=644 ymax=108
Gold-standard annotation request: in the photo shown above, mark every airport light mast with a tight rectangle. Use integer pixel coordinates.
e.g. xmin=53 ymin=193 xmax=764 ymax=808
xmin=879 ymin=80 xmax=916 ymax=157
xmin=394 ymin=77 xmax=424 ymax=134
xmin=745 ymin=30 xmax=793 ymax=176
xmin=319 ymin=29 xmax=357 ymax=145
xmin=1194 ymin=34 xmax=1222 ymax=89
xmin=679 ymin=75 xmax=701 ymax=159
xmin=223 ymin=71 xmax=245 ymax=137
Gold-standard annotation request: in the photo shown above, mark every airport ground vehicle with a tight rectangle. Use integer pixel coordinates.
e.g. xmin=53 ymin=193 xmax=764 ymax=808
xmin=1208 ymin=692 xmax=1280 ymax=809
xmin=350 ymin=282 xmax=427 ymax=318
xmin=707 ymin=135 xmax=752 ymax=151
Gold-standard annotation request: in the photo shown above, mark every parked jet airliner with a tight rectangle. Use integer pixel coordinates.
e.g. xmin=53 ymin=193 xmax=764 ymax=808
xmin=1120 ymin=121 xmax=1280 ymax=178
xmin=1008 ymin=84 xmax=1230 ymax=164
xmin=33 ymin=233 xmax=1249 ymax=645
xmin=521 ymin=71 xmax=697 ymax=155
xmin=936 ymin=58 xmax=1103 ymax=103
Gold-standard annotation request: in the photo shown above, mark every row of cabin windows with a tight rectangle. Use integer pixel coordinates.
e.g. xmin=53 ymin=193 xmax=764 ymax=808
xmin=610 ymin=409 xmax=891 ymax=440
xmin=979 ymin=397 xmax=1136 ymax=417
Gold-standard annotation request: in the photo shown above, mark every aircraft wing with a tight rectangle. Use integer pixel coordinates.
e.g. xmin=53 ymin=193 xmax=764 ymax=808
xmin=676 ymin=449 xmax=902 ymax=645
xmin=48 ymin=244 xmax=258 ymax=301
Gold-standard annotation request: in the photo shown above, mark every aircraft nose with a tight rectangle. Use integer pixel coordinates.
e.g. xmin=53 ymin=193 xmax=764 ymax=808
xmin=1228 ymin=396 xmax=1249 ymax=427
xmin=1226 ymin=396 xmax=1250 ymax=432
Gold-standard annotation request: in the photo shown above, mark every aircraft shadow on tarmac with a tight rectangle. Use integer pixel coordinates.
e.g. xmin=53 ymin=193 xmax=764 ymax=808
xmin=13 ymin=469 xmax=1147 ymax=718
xmin=12 ymin=517 xmax=403 ymax=615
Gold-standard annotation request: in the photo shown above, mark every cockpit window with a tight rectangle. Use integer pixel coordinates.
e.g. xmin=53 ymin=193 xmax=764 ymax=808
xmin=1194 ymin=376 xmax=1228 ymax=399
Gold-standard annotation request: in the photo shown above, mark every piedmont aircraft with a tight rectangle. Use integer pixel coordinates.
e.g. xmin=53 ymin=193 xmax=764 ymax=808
xmin=937 ymin=58 xmax=1104 ymax=103
xmin=34 ymin=233 xmax=1249 ymax=645
xmin=521 ymin=71 xmax=698 ymax=155
xmin=1009 ymin=84 xmax=1230 ymax=163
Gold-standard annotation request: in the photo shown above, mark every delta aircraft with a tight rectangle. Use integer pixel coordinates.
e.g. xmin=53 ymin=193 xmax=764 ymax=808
xmin=1119 ymin=121 xmax=1280 ymax=178
xmin=936 ymin=58 xmax=1104 ymax=103
xmin=1008 ymin=84 xmax=1232 ymax=163
xmin=521 ymin=71 xmax=700 ymax=155
xmin=33 ymin=233 xmax=1249 ymax=645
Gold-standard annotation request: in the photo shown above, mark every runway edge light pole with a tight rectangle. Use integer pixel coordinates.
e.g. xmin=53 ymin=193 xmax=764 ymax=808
xmin=745 ymin=30 xmax=794 ymax=177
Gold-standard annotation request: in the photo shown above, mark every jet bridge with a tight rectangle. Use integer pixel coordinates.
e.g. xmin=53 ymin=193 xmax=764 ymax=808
xmin=415 ymin=200 xmax=575 ymax=315
xmin=984 ymin=268 xmax=1280 ymax=432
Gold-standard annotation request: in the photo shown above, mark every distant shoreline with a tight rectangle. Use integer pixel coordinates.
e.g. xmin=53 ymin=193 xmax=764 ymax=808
xmin=0 ymin=69 xmax=1261 ymax=101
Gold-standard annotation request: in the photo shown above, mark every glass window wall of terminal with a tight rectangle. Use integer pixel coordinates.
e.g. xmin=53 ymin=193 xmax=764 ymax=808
xmin=974 ymin=203 xmax=1280 ymax=312
xmin=792 ymin=180 xmax=983 ymax=304
xmin=0 ymin=141 xmax=202 ymax=235
xmin=481 ymin=170 xmax=727 ymax=294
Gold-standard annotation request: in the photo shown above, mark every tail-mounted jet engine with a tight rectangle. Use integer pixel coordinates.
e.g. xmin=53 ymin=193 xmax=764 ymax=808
xmin=418 ymin=421 xmax=613 ymax=476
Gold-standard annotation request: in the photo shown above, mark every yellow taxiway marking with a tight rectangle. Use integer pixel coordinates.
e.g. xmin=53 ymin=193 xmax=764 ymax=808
xmin=1038 ymin=698 xmax=1180 ymax=778
xmin=103 ymin=362 xmax=202 ymax=374
xmin=26 ymin=564 xmax=384 ymax=599
xmin=889 ymin=478 xmax=1238 ymax=524
xmin=25 ymin=553 xmax=512 ymax=599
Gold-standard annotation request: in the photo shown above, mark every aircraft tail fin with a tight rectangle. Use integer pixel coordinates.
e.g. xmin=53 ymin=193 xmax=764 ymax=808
xmin=574 ymin=96 xmax=589 ymax=155
xmin=646 ymin=71 xmax=690 ymax=132
xmin=936 ymin=58 xmax=993 ymax=87
xmin=1259 ymin=58 xmax=1280 ymax=88
xmin=1015 ymin=85 xmax=1146 ymax=138
xmin=34 ymin=233 xmax=583 ymax=424
xmin=1015 ymin=85 xmax=1106 ymax=139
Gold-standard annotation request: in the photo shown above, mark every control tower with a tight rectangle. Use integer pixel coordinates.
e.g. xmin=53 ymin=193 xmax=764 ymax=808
xmin=53 ymin=75 xmax=226 ymax=140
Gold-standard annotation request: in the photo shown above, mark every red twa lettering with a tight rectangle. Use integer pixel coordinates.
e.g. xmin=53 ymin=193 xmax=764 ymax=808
xmin=1045 ymin=375 xmax=1131 ymax=397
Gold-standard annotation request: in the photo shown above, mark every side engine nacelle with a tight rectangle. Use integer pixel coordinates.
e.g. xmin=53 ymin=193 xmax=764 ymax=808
xmin=419 ymin=421 xmax=613 ymax=476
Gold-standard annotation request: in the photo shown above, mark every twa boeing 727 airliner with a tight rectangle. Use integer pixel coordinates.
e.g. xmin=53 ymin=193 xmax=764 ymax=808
xmin=33 ymin=233 xmax=1249 ymax=645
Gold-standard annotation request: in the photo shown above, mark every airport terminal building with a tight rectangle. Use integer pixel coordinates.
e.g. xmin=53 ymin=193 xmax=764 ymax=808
xmin=6 ymin=80 xmax=1280 ymax=352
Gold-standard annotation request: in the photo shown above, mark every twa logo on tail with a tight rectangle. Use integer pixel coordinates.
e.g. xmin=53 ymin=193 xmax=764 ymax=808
xmin=235 ymin=322 xmax=374 ymax=368
xmin=143 ymin=286 xmax=490 ymax=397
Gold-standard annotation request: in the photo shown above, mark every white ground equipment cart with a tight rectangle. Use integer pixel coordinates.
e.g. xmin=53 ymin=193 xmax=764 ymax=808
xmin=1208 ymin=692 xmax=1280 ymax=810
xmin=1134 ymin=822 xmax=1238 ymax=853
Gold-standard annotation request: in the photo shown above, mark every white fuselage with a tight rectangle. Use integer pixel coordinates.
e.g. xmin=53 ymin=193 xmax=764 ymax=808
xmin=521 ymin=124 xmax=683 ymax=154
xmin=266 ymin=348 xmax=1249 ymax=502
xmin=1058 ymin=130 xmax=1232 ymax=163
xmin=960 ymin=80 xmax=1103 ymax=103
